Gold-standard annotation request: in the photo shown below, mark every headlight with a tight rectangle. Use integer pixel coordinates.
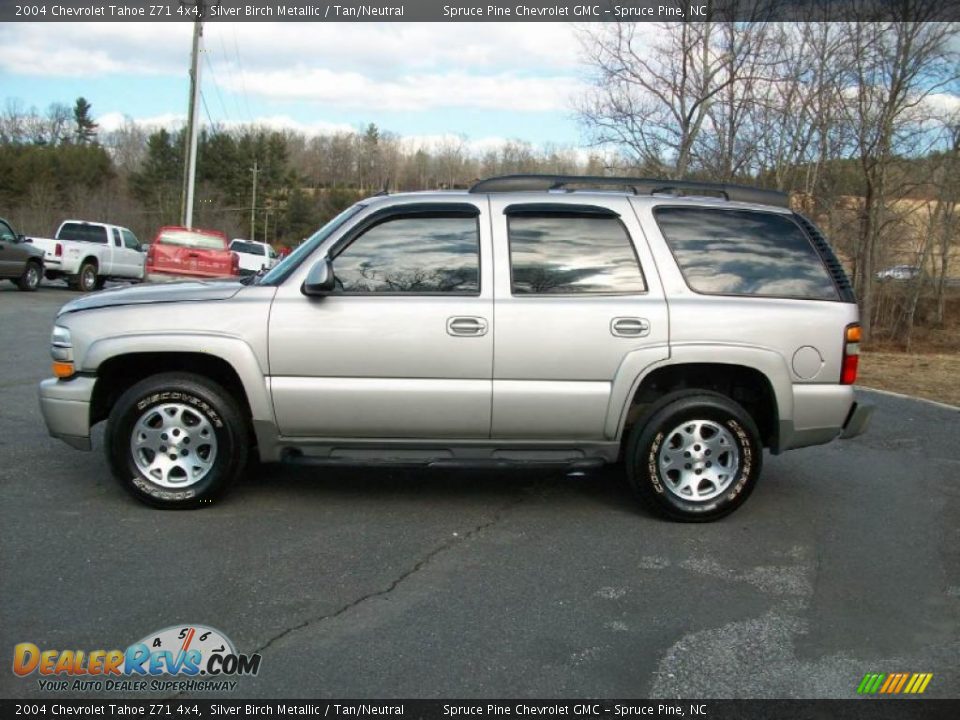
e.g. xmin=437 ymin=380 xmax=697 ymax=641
xmin=51 ymin=325 xmax=74 ymax=367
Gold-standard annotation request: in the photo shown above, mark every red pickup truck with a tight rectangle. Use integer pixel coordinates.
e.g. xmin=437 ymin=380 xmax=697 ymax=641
xmin=145 ymin=226 xmax=239 ymax=282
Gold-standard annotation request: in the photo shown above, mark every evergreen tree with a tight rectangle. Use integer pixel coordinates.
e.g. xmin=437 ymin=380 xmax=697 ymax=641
xmin=72 ymin=97 xmax=98 ymax=145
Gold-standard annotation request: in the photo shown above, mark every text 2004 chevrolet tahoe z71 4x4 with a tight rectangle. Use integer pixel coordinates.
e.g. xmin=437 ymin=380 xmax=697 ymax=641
xmin=38 ymin=175 xmax=873 ymax=521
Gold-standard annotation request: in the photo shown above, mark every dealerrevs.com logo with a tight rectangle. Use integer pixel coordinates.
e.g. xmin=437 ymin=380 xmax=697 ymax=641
xmin=13 ymin=624 xmax=261 ymax=692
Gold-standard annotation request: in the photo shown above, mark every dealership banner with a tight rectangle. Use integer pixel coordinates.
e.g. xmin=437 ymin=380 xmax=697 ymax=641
xmin=3 ymin=0 xmax=960 ymax=23
xmin=2 ymin=700 xmax=960 ymax=718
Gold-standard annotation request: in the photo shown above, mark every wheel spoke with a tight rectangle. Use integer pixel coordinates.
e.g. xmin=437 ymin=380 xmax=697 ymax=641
xmin=129 ymin=401 xmax=218 ymax=489
xmin=655 ymin=418 xmax=741 ymax=503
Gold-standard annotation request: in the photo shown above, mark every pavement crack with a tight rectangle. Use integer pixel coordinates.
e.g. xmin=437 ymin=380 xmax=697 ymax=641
xmin=251 ymin=492 xmax=530 ymax=656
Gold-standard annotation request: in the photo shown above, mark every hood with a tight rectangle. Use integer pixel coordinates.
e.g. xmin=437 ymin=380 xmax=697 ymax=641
xmin=58 ymin=280 xmax=245 ymax=316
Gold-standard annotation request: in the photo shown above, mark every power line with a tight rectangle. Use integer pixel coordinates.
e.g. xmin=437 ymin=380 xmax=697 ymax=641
xmin=200 ymin=90 xmax=216 ymax=129
xmin=202 ymin=48 xmax=231 ymax=126
xmin=215 ymin=26 xmax=247 ymax=124
xmin=230 ymin=25 xmax=255 ymax=125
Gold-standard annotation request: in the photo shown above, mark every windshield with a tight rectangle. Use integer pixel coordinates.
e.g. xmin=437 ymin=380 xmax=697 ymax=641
xmin=158 ymin=228 xmax=227 ymax=250
xmin=259 ymin=203 xmax=366 ymax=285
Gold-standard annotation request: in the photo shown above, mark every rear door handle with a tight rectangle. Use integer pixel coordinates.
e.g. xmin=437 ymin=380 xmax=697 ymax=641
xmin=447 ymin=316 xmax=488 ymax=337
xmin=611 ymin=317 xmax=650 ymax=337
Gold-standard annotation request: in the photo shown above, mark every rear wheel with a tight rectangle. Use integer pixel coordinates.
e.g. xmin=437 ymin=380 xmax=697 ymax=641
xmin=72 ymin=261 xmax=98 ymax=292
xmin=624 ymin=391 xmax=763 ymax=522
xmin=105 ymin=373 xmax=249 ymax=508
xmin=16 ymin=261 xmax=41 ymax=291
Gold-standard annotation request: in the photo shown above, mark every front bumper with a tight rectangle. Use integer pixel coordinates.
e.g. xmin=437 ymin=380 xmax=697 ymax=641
xmin=38 ymin=376 xmax=96 ymax=450
xmin=840 ymin=401 xmax=874 ymax=440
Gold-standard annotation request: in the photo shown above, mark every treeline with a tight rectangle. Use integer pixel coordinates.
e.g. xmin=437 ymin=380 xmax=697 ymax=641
xmin=0 ymin=101 xmax=608 ymax=249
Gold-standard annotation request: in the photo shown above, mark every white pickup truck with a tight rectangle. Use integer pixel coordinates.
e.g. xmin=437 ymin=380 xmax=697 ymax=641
xmin=28 ymin=220 xmax=145 ymax=292
xmin=229 ymin=238 xmax=278 ymax=275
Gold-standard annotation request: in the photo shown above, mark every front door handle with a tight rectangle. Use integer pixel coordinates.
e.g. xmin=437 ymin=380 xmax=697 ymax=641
xmin=447 ymin=316 xmax=488 ymax=337
xmin=611 ymin=317 xmax=650 ymax=338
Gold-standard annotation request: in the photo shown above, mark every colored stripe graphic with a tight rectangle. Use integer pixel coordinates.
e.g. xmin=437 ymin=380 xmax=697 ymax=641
xmin=858 ymin=673 xmax=933 ymax=694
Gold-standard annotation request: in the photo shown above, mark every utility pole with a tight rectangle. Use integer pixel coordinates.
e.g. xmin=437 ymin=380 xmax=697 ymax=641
xmin=250 ymin=159 xmax=258 ymax=241
xmin=180 ymin=2 xmax=213 ymax=229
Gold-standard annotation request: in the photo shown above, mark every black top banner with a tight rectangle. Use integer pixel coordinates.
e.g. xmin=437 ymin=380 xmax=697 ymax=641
xmin=1 ymin=700 xmax=960 ymax=719
xmin=2 ymin=0 xmax=960 ymax=23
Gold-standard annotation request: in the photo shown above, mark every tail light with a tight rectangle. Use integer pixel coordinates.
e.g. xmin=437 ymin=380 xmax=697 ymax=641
xmin=145 ymin=244 xmax=156 ymax=267
xmin=841 ymin=323 xmax=861 ymax=384
xmin=55 ymin=243 xmax=62 ymax=257
xmin=231 ymin=251 xmax=240 ymax=275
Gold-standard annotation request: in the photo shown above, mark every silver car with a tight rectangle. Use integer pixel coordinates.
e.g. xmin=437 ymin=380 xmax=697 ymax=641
xmin=38 ymin=175 xmax=872 ymax=520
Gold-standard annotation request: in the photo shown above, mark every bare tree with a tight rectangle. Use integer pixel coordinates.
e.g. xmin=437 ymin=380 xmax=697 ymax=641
xmin=577 ymin=3 xmax=774 ymax=177
xmin=833 ymin=9 xmax=958 ymax=339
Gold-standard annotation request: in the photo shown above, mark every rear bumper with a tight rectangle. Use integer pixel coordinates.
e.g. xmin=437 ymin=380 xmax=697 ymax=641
xmin=840 ymin=401 xmax=874 ymax=440
xmin=38 ymin=376 xmax=96 ymax=451
xmin=777 ymin=384 xmax=872 ymax=452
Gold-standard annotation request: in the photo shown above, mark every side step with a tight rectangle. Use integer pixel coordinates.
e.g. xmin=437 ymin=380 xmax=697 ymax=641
xmin=280 ymin=449 xmax=605 ymax=472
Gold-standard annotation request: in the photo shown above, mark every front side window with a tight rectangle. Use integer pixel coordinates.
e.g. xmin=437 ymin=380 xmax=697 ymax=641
xmin=333 ymin=215 xmax=480 ymax=294
xmin=121 ymin=229 xmax=140 ymax=250
xmin=508 ymin=214 xmax=646 ymax=295
xmin=654 ymin=208 xmax=838 ymax=300
xmin=0 ymin=221 xmax=15 ymax=242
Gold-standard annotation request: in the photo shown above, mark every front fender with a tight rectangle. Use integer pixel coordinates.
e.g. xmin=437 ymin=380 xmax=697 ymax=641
xmin=83 ymin=333 xmax=274 ymax=425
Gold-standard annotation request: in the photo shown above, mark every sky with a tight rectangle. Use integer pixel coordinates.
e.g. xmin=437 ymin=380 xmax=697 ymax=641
xmin=0 ymin=22 xmax=594 ymax=151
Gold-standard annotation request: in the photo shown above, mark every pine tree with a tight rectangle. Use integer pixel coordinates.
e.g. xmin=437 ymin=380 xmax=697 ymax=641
xmin=72 ymin=97 xmax=98 ymax=145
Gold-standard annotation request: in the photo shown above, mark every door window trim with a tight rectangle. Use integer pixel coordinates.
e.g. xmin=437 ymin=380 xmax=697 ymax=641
xmin=329 ymin=203 xmax=483 ymax=298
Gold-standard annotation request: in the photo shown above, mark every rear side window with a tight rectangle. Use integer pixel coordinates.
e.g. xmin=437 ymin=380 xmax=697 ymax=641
xmin=58 ymin=223 xmax=107 ymax=244
xmin=654 ymin=208 xmax=839 ymax=300
xmin=507 ymin=215 xmax=646 ymax=295
xmin=333 ymin=215 xmax=479 ymax=294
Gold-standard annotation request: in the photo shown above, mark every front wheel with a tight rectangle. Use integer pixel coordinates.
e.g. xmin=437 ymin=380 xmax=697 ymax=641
xmin=17 ymin=261 xmax=41 ymax=291
xmin=105 ymin=373 xmax=249 ymax=508
xmin=624 ymin=391 xmax=763 ymax=522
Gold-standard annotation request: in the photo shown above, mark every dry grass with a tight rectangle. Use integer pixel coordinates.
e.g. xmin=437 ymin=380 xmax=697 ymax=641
xmin=858 ymin=351 xmax=960 ymax=407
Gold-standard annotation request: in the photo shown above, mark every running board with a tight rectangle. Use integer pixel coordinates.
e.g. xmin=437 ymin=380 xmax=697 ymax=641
xmin=280 ymin=449 xmax=605 ymax=471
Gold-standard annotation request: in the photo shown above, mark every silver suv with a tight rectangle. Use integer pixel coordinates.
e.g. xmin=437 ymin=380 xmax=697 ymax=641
xmin=38 ymin=175 xmax=873 ymax=521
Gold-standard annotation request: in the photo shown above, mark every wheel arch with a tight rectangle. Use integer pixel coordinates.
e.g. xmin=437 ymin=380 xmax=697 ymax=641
xmin=609 ymin=348 xmax=792 ymax=452
xmin=86 ymin=338 xmax=274 ymax=434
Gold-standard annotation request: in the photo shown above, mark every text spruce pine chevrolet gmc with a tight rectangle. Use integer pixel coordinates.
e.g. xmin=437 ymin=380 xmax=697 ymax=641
xmin=38 ymin=175 xmax=873 ymax=520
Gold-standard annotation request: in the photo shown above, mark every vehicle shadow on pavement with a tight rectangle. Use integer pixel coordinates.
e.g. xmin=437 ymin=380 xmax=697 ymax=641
xmin=235 ymin=462 xmax=638 ymax=512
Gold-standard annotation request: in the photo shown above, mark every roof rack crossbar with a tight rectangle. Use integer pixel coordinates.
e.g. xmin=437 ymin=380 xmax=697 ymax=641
xmin=467 ymin=174 xmax=789 ymax=208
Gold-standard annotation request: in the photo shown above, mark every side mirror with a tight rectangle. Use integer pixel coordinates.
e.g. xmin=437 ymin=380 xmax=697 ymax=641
xmin=16 ymin=234 xmax=25 ymax=243
xmin=302 ymin=256 xmax=336 ymax=296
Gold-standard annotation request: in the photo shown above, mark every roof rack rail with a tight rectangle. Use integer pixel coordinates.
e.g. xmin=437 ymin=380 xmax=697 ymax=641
xmin=467 ymin=174 xmax=789 ymax=208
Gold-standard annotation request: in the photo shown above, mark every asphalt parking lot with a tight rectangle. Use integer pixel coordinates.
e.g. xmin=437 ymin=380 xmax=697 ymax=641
xmin=1 ymin=282 xmax=958 ymax=700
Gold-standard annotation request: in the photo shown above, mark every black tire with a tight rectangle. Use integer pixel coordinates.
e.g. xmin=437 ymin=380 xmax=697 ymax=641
xmin=105 ymin=372 xmax=249 ymax=509
xmin=624 ymin=391 xmax=763 ymax=522
xmin=75 ymin=261 xmax=98 ymax=292
xmin=16 ymin=261 xmax=42 ymax=291
xmin=94 ymin=276 xmax=107 ymax=290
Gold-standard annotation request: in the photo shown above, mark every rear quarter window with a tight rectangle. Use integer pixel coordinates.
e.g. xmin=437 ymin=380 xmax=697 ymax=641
xmin=58 ymin=223 xmax=108 ymax=244
xmin=654 ymin=207 xmax=839 ymax=301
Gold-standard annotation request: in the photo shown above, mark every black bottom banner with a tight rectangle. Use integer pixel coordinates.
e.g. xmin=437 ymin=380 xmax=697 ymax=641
xmin=2 ymin=700 xmax=960 ymax=720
